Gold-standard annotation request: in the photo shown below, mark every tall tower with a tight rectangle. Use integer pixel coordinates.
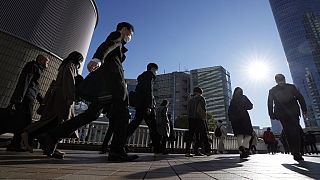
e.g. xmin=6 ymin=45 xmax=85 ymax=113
xmin=0 ymin=0 xmax=98 ymax=119
xmin=269 ymin=0 xmax=320 ymax=127
xmin=190 ymin=66 xmax=232 ymax=132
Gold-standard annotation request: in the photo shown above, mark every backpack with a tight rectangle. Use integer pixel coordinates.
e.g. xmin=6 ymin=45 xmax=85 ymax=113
xmin=214 ymin=125 xmax=222 ymax=137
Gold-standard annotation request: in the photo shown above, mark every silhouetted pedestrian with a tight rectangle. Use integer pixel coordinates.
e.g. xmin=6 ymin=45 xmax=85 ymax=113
xmin=6 ymin=55 xmax=49 ymax=151
xmin=126 ymin=63 xmax=161 ymax=153
xmin=21 ymin=51 xmax=83 ymax=159
xmin=228 ymin=87 xmax=253 ymax=159
xmin=156 ymin=99 xmax=170 ymax=154
xmin=263 ymin=128 xmax=276 ymax=154
xmin=36 ymin=22 xmax=138 ymax=162
xmin=268 ymin=74 xmax=307 ymax=161
xmin=185 ymin=87 xmax=211 ymax=157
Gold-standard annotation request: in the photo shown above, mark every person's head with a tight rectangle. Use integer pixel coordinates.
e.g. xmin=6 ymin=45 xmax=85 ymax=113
xmin=275 ymin=74 xmax=286 ymax=84
xmin=267 ymin=127 xmax=271 ymax=131
xmin=218 ymin=120 xmax=223 ymax=123
xmin=232 ymin=87 xmax=243 ymax=99
xmin=64 ymin=51 xmax=84 ymax=69
xmin=160 ymin=99 xmax=169 ymax=107
xmin=147 ymin=63 xmax=158 ymax=75
xmin=36 ymin=54 xmax=49 ymax=69
xmin=116 ymin=22 xmax=134 ymax=43
xmin=193 ymin=87 xmax=203 ymax=95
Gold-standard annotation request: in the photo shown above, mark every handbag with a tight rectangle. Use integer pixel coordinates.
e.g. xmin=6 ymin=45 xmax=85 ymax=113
xmin=78 ymin=67 xmax=112 ymax=103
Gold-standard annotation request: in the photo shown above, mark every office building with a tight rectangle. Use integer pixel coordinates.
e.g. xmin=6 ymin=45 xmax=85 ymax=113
xmin=154 ymin=72 xmax=190 ymax=123
xmin=190 ymin=66 xmax=232 ymax=132
xmin=269 ymin=0 xmax=320 ymax=127
xmin=0 ymin=0 xmax=98 ymax=119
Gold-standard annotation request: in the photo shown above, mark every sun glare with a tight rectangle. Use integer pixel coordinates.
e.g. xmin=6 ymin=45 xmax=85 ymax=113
xmin=247 ymin=61 xmax=270 ymax=81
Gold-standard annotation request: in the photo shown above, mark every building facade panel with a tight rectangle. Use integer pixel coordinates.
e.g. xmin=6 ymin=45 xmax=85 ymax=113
xmin=269 ymin=0 xmax=320 ymax=127
xmin=0 ymin=0 xmax=98 ymax=120
xmin=190 ymin=66 xmax=232 ymax=132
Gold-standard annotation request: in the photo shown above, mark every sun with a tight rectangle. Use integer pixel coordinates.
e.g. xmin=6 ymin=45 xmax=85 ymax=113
xmin=246 ymin=61 xmax=270 ymax=81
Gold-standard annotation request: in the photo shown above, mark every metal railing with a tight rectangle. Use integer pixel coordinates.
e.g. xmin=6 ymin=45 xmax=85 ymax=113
xmin=61 ymin=121 xmax=267 ymax=151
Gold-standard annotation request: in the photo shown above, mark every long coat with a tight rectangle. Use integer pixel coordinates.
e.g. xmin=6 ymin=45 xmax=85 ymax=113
xmin=228 ymin=95 xmax=253 ymax=136
xmin=41 ymin=62 xmax=78 ymax=122
xmin=10 ymin=60 xmax=44 ymax=114
xmin=156 ymin=106 xmax=170 ymax=137
xmin=26 ymin=62 xmax=78 ymax=135
xmin=79 ymin=31 xmax=128 ymax=105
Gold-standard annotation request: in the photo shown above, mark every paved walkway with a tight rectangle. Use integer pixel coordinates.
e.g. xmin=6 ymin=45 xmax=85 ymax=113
xmin=0 ymin=148 xmax=319 ymax=179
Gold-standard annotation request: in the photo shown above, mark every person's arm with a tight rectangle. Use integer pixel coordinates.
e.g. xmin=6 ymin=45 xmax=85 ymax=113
xmin=267 ymin=90 xmax=276 ymax=119
xmin=10 ymin=63 xmax=34 ymax=104
xmin=292 ymin=85 xmax=307 ymax=115
xmin=243 ymin=95 xmax=253 ymax=110
xmin=88 ymin=32 xmax=122 ymax=72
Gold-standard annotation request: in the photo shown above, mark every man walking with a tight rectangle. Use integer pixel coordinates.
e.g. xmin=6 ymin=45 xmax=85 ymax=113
xmin=127 ymin=63 xmax=161 ymax=153
xmin=38 ymin=22 xmax=138 ymax=161
xmin=6 ymin=55 xmax=49 ymax=151
xmin=185 ymin=87 xmax=211 ymax=157
xmin=268 ymin=74 xmax=307 ymax=161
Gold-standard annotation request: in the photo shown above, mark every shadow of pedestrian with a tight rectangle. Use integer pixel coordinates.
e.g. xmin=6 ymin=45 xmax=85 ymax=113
xmin=282 ymin=161 xmax=320 ymax=179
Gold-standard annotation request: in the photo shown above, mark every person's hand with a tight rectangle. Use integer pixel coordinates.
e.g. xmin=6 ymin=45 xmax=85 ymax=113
xmin=87 ymin=60 xmax=101 ymax=72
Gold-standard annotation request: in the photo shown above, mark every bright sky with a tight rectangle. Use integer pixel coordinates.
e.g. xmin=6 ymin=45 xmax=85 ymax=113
xmin=83 ymin=0 xmax=302 ymax=128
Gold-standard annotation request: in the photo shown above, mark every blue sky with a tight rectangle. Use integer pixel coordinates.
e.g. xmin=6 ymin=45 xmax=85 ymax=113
xmin=83 ymin=0 xmax=301 ymax=128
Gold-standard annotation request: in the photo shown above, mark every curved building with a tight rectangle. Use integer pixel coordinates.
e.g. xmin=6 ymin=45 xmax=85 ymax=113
xmin=269 ymin=0 xmax=320 ymax=127
xmin=0 ymin=0 xmax=98 ymax=119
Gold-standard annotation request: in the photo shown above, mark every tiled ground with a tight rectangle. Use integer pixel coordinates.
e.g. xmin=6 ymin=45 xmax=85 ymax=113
xmin=0 ymin=148 xmax=319 ymax=179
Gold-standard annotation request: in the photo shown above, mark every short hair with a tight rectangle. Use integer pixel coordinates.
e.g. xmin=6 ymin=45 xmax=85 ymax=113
xmin=160 ymin=99 xmax=169 ymax=106
xmin=267 ymin=127 xmax=271 ymax=131
xmin=116 ymin=22 xmax=134 ymax=32
xmin=218 ymin=120 xmax=223 ymax=123
xmin=193 ymin=87 xmax=203 ymax=94
xmin=36 ymin=54 xmax=47 ymax=62
xmin=147 ymin=63 xmax=158 ymax=71
xmin=275 ymin=74 xmax=286 ymax=84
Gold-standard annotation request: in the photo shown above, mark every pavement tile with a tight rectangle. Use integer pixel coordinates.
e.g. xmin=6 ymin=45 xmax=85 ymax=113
xmin=0 ymin=149 xmax=319 ymax=180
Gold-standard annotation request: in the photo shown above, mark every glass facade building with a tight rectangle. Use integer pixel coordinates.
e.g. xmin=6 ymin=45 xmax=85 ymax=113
xmin=269 ymin=0 xmax=320 ymax=127
xmin=190 ymin=66 xmax=232 ymax=132
xmin=153 ymin=72 xmax=190 ymax=123
xmin=0 ymin=0 xmax=98 ymax=120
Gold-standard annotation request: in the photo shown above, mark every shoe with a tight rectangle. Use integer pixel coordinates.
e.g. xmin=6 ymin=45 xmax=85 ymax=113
xmin=48 ymin=150 xmax=64 ymax=159
xmin=108 ymin=152 xmax=139 ymax=162
xmin=125 ymin=145 xmax=132 ymax=153
xmin=194 ymin=152 xmax=205 ymax=156
xmin=20 ymin=132 xmax=33 ymax=153
xmin=293 ymin=154 xmax=304 ymax=161
xmin=185 ymin=153 xmax=193 ymax=157
xmin=37 ymin=133 xmax=57 ymax=156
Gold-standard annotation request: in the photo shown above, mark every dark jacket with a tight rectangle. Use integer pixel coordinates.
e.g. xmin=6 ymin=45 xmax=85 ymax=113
xmin=268 ymin=83 xmax=307 ymax=120
xmin=79 ymin=31 xmax=128 ymax=104
xmin=228 ymin=95 xmax=253 ymax=136
xmin=135 ymin=71 xmax=156 ymax=109
xmin=10 ymin=60 xmax=44 ymax=104
xmin=187 ymin=94 xmax=206 ymax=120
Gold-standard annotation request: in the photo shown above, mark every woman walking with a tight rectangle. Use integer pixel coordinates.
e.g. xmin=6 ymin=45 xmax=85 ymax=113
xmin=228 ymin=87 xmax=254 ymax=159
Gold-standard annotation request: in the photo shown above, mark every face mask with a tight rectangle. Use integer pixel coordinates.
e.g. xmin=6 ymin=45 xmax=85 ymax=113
xmin=124 ymin=34 xmax=132 ymax=43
